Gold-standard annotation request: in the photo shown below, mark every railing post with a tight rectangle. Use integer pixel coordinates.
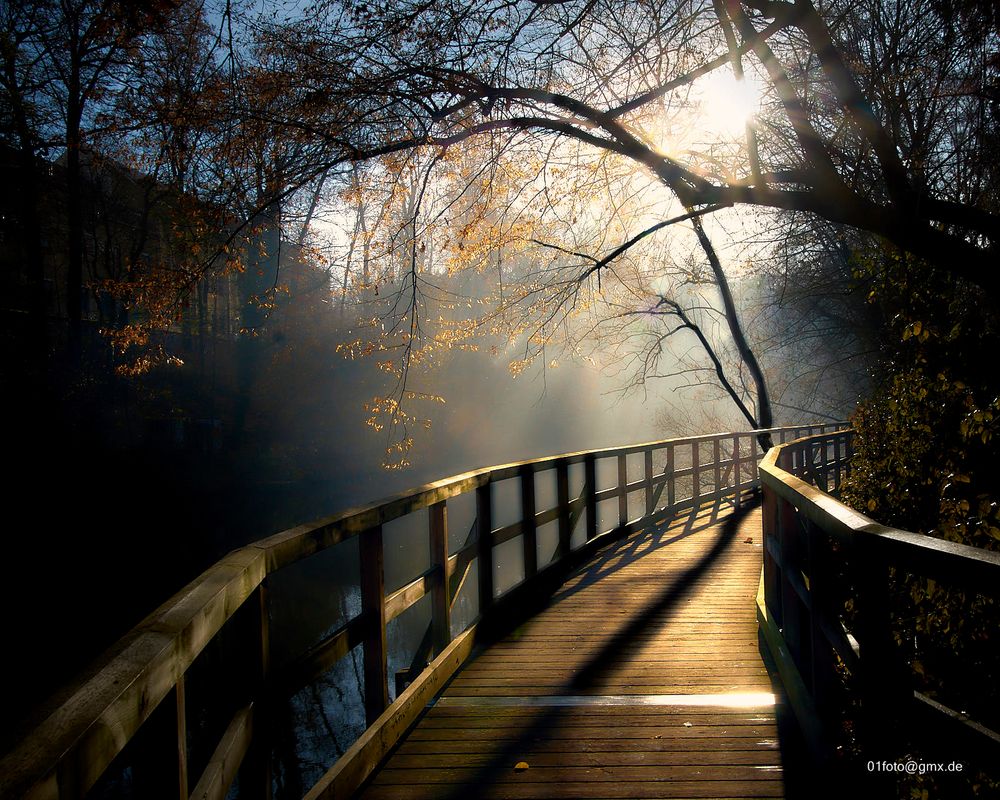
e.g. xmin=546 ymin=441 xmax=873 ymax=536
xmin=776 ymin=452 xmax=804 ymax=671
xmin=644 ymin=449 xmax=654 ymax=516
xmin=520 ymin=466 xmax=538 ymax=578
xmin=617 ymin=454 xmax=628 ymax=529
xmin=239 ymin=580 xmax=272 ymax=800
xmin=833 ymin=434 xmax=842 ymax=493
xmin=761 ymin=479 xmax=782 ymax=627
xmin=584 ymin=453 xmax=597 ymax=540
xmin=476 ymin=482 xmax=494 ymax=610
xmin=732 ymin=434 xmax=741 ymax=495
xmin=175 ymin=677 xmax=189 ymax=800
xmin=429 ymin=501 xmax=451 ymax=655
xmin=556 ymin=460 xmax=571 ymax=557
xmin=360 ymin=525 xmax=388 ymax=725
xmin=666 ymin=443 xmax=675 ymax=510
xmin=691 ymin=441 xmax=700 ymax=507
xmin=713 ymin=438 xmax=722 ymax=499
xmin=805 ymin=520 xmax=836 ymax=725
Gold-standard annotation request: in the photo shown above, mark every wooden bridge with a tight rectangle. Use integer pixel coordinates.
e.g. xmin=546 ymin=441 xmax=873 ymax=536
xmin=4 ymin=424 xmax=999 ymax=799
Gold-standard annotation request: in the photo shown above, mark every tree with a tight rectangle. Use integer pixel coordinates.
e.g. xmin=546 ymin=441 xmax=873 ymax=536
xmin=234 ymin=0 xmax=999 ymax=289
xmin=166 ymin=0 xmax=986 ymax=453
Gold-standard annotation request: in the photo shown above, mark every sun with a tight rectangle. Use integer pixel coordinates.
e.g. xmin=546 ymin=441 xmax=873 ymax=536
xmin=696 ymin=67 xmax=763 ymax=140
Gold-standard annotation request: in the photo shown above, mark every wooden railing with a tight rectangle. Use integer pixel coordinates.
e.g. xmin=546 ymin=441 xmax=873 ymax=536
xmin=2 ymin=424 xmax=838 ymax=800
xmin=758 ymin=430 xmax=1000 ymax=773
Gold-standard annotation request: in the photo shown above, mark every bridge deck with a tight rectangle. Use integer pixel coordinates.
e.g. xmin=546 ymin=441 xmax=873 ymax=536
xmin=358 ymin=501 xmax=786 ymax=799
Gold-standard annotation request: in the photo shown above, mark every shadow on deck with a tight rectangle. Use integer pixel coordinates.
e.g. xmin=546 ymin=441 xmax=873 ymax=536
xmin=357 ymin=495 xmax=805 ymax=799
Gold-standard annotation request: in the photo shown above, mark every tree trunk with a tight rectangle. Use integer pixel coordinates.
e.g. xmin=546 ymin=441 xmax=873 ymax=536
xmin=691 ymin=214 xmax=775 ymax=451
xmin=65 ymin=77 xmax=84 ymax=365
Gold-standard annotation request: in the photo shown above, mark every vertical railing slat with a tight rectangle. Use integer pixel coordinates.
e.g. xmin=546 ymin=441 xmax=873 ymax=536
xmin=732 ymin=434 xmax=741 ymax=495
xmin=713 ymin=438 xmax=722 ymax=498
xmin=476 ymin=482 xmax=494 ymax=611
xmin=429 ymin=501 xmax=451 ymax=654
xmin=175 ymin=678 xmax=189 ymax=800
xmin=666 ymin=443 xmax=675 ymax=510
xmin=617 ymin=454 xmax=628 ymax=529
xmin=644 ymin=449 xmax=654 ymax=516
xmin=556 ymin=460 xmax=571 ymax=557
xmin=360 ymin=525 xmax=388 ymax=725
xmin=691 ymin=441 xmax=700 ymax=507
xmin=245 ymin=579 xmax=272 ymax=800
xmin=805 ymin=520 xmax=836 ymax=725
xmin=520 ymin=466 xmax=538 ymax=578
xmin=777 ymin=450 xmax=804 ymax=673
xmin=761 ymin=481 xmax=782 ymax=627
xmin=584 ymin=454 xmax=597 ymax=540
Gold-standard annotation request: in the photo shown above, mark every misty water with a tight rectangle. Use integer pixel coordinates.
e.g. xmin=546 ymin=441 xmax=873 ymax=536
xmin=187 ymin=351 xmax=677 ymax=793
xmin=248 ymin=380 xmax=714 ymax=794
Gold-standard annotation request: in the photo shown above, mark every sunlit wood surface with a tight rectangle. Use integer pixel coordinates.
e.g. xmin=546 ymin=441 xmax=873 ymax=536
xmin=357 ymin=502 xmax=785 ymax=799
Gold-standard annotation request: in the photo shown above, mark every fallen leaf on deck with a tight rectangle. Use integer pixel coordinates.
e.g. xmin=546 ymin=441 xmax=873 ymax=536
xmin=514 ymin=761 xmax=530 ymax=772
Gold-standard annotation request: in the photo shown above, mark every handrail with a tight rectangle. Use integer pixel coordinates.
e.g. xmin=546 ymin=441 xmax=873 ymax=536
xmin=2 ymin=423 xmax=839 ymax=800
xmin=758 ymin=431 xmax=1000 ymax=770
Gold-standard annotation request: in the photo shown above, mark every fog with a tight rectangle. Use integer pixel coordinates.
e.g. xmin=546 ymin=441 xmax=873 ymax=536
xmin=2 ymin=188 xmax=868 ymax=789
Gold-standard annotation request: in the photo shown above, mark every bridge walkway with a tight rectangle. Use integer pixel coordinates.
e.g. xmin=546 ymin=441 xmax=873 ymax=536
xmin=358 ymin=499 xmax=788 ymax=799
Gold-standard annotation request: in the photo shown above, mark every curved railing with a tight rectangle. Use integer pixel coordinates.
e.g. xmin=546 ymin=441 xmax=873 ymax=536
xmin=758 ymin=431 xmax=1000 ymax=775
xmin=2 ymin=424 xmax=839 ymax=800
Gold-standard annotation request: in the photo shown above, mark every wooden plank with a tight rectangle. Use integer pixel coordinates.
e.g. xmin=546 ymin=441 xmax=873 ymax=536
xmin=395 ymin=736 xmax=780 ymax=755
xmin=776 ymin=489 xmax=804 ymax=671
xmin=175 ymin=678 xmax=189 ymax=800
xmin=691 ymin=440 xmax=700 ymax=507
xmin=732 ymin=434 xmax=741 ymax=493
xmin=617 ymin=454 xmax=628 ymax=529
xmin=714 ymin=438 xmax=722 ymax=497
xmin=189 ymin=704 xmax=254 ymax=800
xmin=520 ymin=466 xmax=538 ymax=579
xmin=256 ymin=579 xmax=271 ymax=684
xmin=584 ymin=454 xmax=597 ymax=540
xmin=421 ymin=709 xmax=777 ymax=723
xmin=372 ymin=764 xmax=781 ymax=784
xmin=360 ymin=525 xmax=388 ymax=726
xmin=491 ymin=519 xmax=524 ymax=547
xmin=667 ymin=443 xmax=675 ymax=509
xmin=477 ymin=483 xmax=494 ymax=610
xmin=304 ymin=627 xmax=479 ymax=800
xmin=756 ymin=574 xmax=825 ymax=757
xmin=429 ymin=501 xmax=451 ymax=655
xmin=358 ymin=504 xmax=782 ymax=800
xmin=556 ymin=460 xmax=571 ymax=558
xmin=359 ymin=781 xmax=784 ymax=799
xmin=384 ymin=567 xmax=436 ymax=624
xmin=644 ymin=450 xmax=654 ymax=516
xmin=761 ymin=484 xmax=781 ymax=628
xmin=386 ymin=750 xmax=782 ymax=767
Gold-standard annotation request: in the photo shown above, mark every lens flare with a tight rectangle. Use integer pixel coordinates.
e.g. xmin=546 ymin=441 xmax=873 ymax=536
xmin=697 ymin=67 xmax=763 ymax=139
